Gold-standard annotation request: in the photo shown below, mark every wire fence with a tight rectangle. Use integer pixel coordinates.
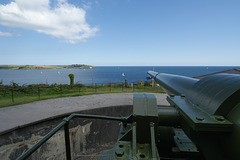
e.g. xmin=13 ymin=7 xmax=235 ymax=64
xmin=0 ymin=82 xmax=163 ymax=107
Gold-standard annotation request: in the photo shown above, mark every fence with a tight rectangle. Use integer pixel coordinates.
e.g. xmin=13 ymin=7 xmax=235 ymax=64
xmin=0 ymin=82 xmax=164 ymax=107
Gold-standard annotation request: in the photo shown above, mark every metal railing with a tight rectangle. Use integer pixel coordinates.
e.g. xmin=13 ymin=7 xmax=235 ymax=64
xmin=16 ymin=113 xmax=128 ymax=160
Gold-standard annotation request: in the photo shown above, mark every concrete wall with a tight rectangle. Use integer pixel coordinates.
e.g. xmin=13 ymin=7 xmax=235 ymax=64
xmin=0 ymin=105 xmax=132 ymax=160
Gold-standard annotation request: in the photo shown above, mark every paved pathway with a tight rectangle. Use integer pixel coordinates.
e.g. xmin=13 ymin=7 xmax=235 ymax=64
xmin=0 ymin=93 xmax=169 ymax=134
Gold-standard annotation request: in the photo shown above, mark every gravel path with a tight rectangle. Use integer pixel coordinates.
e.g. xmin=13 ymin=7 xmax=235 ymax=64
xmin=0 ymin=93 xmax=169 ymax=134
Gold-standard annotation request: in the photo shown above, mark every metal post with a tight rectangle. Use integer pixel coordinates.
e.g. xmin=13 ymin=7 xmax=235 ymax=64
xmin=11 ymin=88 xmax=14 ymax=102
xmin=150 ymin=122 xmax=157 ymax=160
xmin=122 ymin=83 xmax=124 ymax=92
xmin=2 ymin=89 xmax=6 ymax=97
xmin=110 ymin=81 xmax=112 ymax=92
xmin=38 ymin=87 xmax=40 ymax=99
xmin=132 ymin=122 xmax=137 ymax=159
xmin=60 ymin=85 xmax=62 ymax=96
xmin=64 ymin=122 xmax=72 ymax=160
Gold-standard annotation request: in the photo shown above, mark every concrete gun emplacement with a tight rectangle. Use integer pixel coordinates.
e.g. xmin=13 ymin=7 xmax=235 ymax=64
xmin=17 ymin=71 xmax=240 ymax=160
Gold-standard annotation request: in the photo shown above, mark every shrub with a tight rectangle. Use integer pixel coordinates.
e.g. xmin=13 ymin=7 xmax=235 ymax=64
xmin=68 ymin=74 xmax=74 ymax=86
xmin=144 ymin=81 xmax=152 ymax=86
xmin=51 ymin=83 xmax=61 ymax=92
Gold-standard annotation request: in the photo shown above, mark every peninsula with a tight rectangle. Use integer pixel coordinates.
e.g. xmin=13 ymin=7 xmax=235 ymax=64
xmin=0 ymin=64 xmax=95 ymax=70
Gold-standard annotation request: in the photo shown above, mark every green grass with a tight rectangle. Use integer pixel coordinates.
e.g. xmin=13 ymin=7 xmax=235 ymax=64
xmin=0 ymin=85 xmax=165 ymax=108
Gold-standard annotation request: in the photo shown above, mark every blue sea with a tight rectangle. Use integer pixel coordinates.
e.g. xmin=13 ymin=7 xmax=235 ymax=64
xmin=0 ymin=66 xmax=239 ymax=85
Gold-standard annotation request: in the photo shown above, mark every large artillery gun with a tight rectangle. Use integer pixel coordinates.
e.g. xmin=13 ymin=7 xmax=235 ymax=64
xmin=99 ymin=71 xmax=240 ymax=160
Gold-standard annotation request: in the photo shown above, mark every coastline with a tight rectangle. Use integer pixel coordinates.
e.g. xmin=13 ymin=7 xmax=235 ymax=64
xmin=0 ymin=64 xmax=95 ymax=70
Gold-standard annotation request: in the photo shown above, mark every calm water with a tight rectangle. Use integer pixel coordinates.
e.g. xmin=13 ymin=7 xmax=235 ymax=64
xmin=0 ymin=66 xmax=239 ymax=85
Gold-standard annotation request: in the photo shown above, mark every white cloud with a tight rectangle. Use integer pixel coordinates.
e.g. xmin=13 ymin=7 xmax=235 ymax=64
xmin=0 ymin=31 xmax=12 ymax=37
xmin=0 ymin=0 xmax=98 ymax=43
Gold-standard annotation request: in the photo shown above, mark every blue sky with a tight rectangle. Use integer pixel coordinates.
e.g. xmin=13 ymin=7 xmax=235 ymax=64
xmin=0 ymin=0 xmax=239 ymax=66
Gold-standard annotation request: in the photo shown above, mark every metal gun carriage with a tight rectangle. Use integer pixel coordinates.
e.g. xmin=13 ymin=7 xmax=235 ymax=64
xmin=99 ymin=71 xmax=240 ymax=160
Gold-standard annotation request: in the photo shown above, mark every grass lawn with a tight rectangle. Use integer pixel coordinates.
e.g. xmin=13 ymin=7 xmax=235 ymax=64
xmin=0 ymin=85 xmax=165 ymax=108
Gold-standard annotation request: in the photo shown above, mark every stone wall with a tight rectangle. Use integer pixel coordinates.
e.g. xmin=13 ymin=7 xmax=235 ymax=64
xmin=0 ymin=105 xmax=132 ymax=160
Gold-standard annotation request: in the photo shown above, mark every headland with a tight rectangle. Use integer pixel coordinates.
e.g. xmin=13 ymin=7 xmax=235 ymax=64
xmin=0 ymin=64 xmax=95 ymax=70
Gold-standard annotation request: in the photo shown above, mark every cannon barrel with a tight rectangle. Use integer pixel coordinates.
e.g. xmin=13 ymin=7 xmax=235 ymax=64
xmin=148 ymin=70 xmax=240 ymax=160
xmin=147 ymin=71 xmax=199 ymax=96
xmin=148 ymin=71 xmax=240 ymax=116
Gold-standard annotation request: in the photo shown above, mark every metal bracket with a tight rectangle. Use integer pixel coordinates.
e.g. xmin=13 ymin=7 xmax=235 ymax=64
xmin=167 ymin=95 xmax=233 ymax=132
